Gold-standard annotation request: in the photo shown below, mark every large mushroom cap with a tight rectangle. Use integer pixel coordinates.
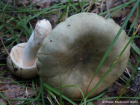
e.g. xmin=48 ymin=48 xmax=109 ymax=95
xmin=37 ymin=13 xmax=130 ymax=98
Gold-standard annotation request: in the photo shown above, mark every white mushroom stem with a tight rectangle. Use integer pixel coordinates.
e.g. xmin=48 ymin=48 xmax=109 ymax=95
xmin=22 ymin=19 xmax=52 ymax=67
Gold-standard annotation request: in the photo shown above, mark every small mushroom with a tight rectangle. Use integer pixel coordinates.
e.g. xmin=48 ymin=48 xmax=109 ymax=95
xmin=7 ymin=19 xmax=52 ymax=78
xmin=37 ymin=13 xmax=130 ymax=98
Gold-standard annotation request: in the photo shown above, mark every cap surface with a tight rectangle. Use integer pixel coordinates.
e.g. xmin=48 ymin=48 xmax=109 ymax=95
xmin=37 ymin=13 xmax=130 ymax=98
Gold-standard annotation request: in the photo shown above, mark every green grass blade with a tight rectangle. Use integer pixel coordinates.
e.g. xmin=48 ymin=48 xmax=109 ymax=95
xmin=57 ymin=0 xmax=71 ymax=24
xmin=42 ymin=82 xmax=77 ymax=105
xmin=99 ymin=0 xmax=136 ymax=16
xmin=40 ymin=79 xmax=45 ymax=105
xmin=85 ymin=0 xmax=140 ymax=100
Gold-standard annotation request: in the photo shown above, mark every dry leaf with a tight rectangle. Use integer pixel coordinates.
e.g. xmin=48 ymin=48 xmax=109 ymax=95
xmin=117 ymin=87 xmax=130 ymax=95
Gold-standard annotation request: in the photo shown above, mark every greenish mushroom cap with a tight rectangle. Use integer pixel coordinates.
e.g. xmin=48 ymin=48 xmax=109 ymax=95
xmin=37 ymin=13 xmax=130 ymax=98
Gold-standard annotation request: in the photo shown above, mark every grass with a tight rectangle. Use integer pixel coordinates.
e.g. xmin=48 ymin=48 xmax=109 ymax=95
xmin=0 ymin=0 xmax=140 ymax=105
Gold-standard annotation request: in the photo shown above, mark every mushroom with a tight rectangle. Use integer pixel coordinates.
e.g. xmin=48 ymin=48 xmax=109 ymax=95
xmin=7 ymin=13 xmax=130 ymax=99
xmin=36 ymin=13 xmax=130 ymax=98
xmin=7 ymin=19 xmax=52 ymax=78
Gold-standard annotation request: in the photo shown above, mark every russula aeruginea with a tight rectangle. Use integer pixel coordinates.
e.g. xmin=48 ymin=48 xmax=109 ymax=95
xmin=7 ymin=19 xmax=52 ymax=78
xmin=7 ymin=13 xmax=130 ymax=98
xmin=36 ymin=13 xmax=130 ymax=98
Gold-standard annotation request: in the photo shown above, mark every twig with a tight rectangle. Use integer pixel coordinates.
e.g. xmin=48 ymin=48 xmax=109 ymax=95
xmin=0 ymin=37 xmax=10 ymax=55
xmin=101 ymin=0 xmax=105 ymax=13
xmin=125 ymin=68 xmax=131 ymax=77
xmin=0 ymin=36 xmax=15 ymax=71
